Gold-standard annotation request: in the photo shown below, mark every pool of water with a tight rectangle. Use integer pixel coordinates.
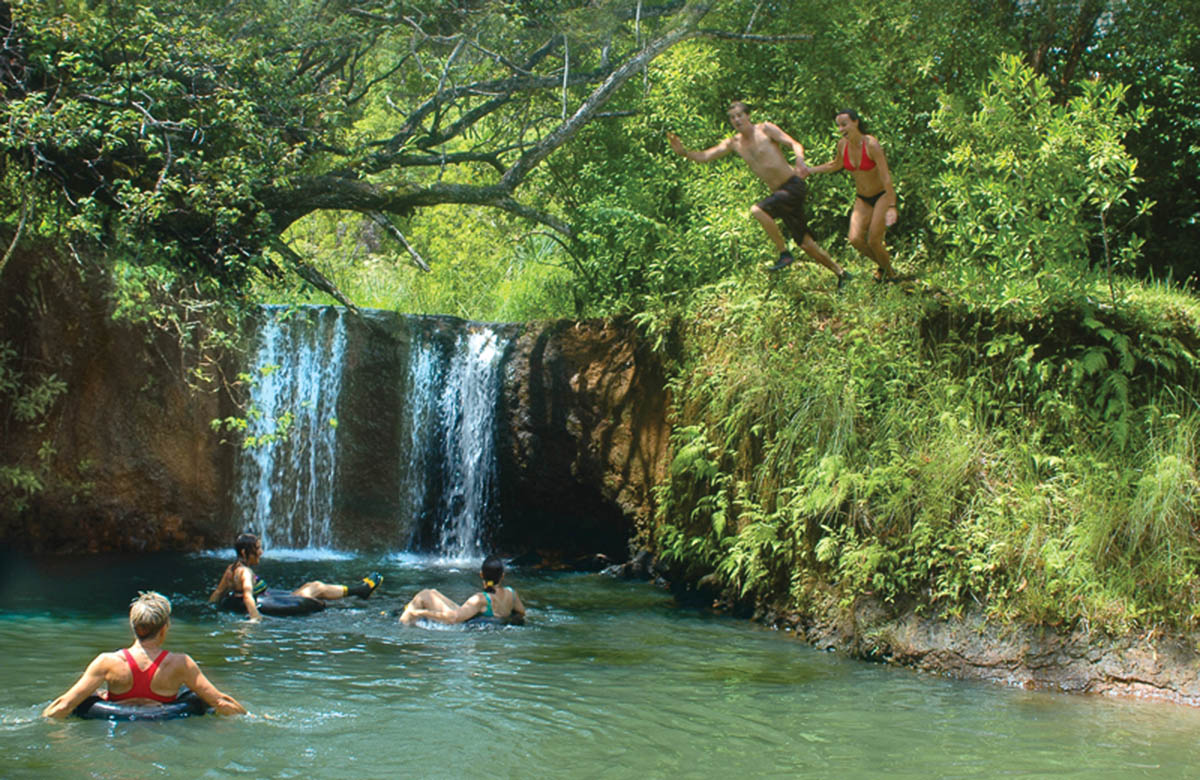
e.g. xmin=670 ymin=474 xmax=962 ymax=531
xmin=1 ymin=552 xmax=1197 ymax=778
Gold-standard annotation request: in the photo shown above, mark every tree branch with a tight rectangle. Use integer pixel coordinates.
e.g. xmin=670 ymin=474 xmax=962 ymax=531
xmin=269 ymin=237 xmax=359 ymax=313
xmin=695 ymin=30 xmax=813 ymax=42
xmin=366 ymin=211 xmax=430 ymax=272
xmin=501 ymin=1 xmax=715 ymax=191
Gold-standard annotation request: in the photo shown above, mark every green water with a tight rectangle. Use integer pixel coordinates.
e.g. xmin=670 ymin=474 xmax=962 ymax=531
xmin=1 ymin=552 xmax=1197 ymax=778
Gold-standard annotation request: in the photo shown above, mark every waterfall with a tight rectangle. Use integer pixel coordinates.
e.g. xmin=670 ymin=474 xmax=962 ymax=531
xmin=233 ymin=307 xmax=508 ymax=556
xmin=235 ymin=306 xmax=346 ymax=550
xmin=403 ymin=325 xmax=507 ymax=561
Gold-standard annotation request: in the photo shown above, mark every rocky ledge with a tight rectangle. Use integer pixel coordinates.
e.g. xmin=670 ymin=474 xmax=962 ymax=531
xmin=768 ymin=593 xmax=1200 ymax=707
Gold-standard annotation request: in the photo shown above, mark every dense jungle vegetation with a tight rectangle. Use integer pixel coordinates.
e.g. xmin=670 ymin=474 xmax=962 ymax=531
xmin=3 ymin=0 xmax=1200 ymax=635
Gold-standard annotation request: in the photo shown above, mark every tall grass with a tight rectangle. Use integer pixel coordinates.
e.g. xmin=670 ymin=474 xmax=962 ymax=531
xmin=650 ymin=263 xmax=1200 ymax=634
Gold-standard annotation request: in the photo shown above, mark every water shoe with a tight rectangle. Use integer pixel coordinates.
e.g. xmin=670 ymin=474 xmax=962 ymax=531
xmin=348 ymin=572 xmax=383 ymax=599
xmin=768 ymin=252 xmax=795 ymax=272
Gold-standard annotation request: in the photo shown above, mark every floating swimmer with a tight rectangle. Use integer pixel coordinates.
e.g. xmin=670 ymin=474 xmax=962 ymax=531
xmin=42 ymin=591 xmax=246 ymax=719
xmin=399 ymin=555 xmax=526 ymax=627
xmin=208 ymin=532 xmax=382 ymax=620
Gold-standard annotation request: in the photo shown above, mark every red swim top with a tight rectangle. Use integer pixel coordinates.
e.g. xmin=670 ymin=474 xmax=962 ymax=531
xmin=843 ymin=140 xmax=876 ymax=171
xmin=105 ymin=649 xmax=178 ymax=703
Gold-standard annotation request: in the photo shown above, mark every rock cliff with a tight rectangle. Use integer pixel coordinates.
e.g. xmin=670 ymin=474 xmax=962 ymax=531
xmin=0 ymin=252 xmax=669 ymax=556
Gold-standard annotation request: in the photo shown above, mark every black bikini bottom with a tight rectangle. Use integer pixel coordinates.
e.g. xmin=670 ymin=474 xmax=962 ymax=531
xmin=856 ymin=190 xmax=885 ymax=207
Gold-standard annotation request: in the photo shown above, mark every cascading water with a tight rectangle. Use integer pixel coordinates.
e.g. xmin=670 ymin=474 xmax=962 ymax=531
xmin=233 ymin=306 xmax=509 ymax=556
xmin=235 ymin=306 xmax=346 ymax=550
xmin=402 ymin=325 xmax=507 ymax=561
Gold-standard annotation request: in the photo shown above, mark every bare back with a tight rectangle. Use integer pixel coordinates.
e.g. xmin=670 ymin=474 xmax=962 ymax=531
xmin=100 ymin=646 xmax=190 ymax=702
xmin=481 ymin=585 xmax=523 ymax=618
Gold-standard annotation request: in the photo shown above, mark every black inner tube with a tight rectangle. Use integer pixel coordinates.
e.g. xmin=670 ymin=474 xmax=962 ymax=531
xmin=218 ymin=590 xmax=325 ymax=616
xmin=73 ymin=689 xmax=209 ymax=721
xmin=464 ymin=614 xmax=526 ymax=628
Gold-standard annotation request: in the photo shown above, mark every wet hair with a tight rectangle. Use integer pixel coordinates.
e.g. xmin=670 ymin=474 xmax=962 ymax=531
xmin=727 ymin=100 xmax=751 ymax=116
xmin=835 ymin=108 xmax=866 ymax=134
xmin=129 ymin=591 xmax=171 ymax=639
xmin=480 ymin=556 xmax=505 ymax=593
xmin=234 ymin=532 xmax=260 ymax=563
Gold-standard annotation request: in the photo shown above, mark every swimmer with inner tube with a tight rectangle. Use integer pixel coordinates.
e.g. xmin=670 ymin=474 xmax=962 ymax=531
xmin=42 ymin=591 xmax=246 ymax=718
xmin=399 ymin=555 xmax=526 ymax=626
xmin=208 ymin=532 xmax=382 ymax=621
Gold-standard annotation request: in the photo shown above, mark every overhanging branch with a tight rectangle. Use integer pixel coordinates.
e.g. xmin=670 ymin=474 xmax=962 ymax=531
xmin=269 ymin=237 xmax=359 ymax=313
xmin=367 ymin=211 xmax=430 ymax=272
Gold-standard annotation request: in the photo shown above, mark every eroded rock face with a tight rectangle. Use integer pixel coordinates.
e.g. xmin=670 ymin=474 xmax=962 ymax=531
xmin=0 ymin=254 xmax=670 ymax=557
xmin=0 ymin=255 xmax=238 ymax=553
xmin=494 ymin=319 xmax=670 ymax=562
xmin=768 ymin=594 xmax=1200 ymax=707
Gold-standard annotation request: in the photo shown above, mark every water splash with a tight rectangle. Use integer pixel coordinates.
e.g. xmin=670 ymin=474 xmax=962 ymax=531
xmin=232 ymin=309 xmax=508 ymax=558
xmin=403 ymin=325 xmax=507 ymax=562
xmin=234 ymin=306 xmax=346 ymax=550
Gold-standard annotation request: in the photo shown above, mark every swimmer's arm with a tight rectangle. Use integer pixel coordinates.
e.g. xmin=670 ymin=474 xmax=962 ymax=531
xmin=449 ymin=593 xmax=488 ymax=623
xmin=510 ymin=589 xmax=526 ymax=618
xmin=207 ymin=566 xmax=232 ymax=603
xmin=181 ymin=655 xmax=247 ymax=716
xmin=667 ymin=131 xmax=733 ymax=164
xmin=237 ymin=567 xmax=263 ymax=622
xmin=865 ymin=136 xmax=899 ymax=220
xmin=42 ymin=653 xmax=110 ymax=718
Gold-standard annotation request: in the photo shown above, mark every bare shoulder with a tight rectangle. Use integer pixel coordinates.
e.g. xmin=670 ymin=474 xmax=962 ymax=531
xmin=759 ymin=121 xmax=789 ymax=139
xmin=163 ymin=652 xmax=202 ymax=683
xmin=164 ymin=650 xmax=195 ymax=668
xmin=82 ymin=650 xmax=124 ymax=679
xmin=94 ymin=650 xmax=123 ymax=668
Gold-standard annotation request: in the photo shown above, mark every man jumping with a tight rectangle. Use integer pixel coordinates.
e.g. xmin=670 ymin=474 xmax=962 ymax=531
xmin=667 ymin=101 xmax=850 ymax=288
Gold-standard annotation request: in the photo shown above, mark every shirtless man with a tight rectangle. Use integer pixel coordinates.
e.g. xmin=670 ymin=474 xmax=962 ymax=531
xmin=668 ymin=101 xmax=850 ymax=288
xmin=42 ymin=591 xmax=247 ymax=718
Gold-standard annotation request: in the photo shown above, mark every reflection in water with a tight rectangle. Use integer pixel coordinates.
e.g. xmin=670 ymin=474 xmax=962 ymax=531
xmin=2 ymin=554 xmax=1198 ymax=779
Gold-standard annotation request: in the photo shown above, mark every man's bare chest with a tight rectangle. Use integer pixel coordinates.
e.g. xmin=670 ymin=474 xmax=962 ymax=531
xmin=734 ymin=131 xmax=782 ymax=165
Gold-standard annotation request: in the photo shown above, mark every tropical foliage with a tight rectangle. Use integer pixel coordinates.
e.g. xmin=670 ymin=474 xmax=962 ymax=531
xmin=3 ymin=0 xmax=1200 ymax=633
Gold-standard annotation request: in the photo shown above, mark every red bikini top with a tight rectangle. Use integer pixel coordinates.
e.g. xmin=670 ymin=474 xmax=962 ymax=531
xmin=105 ymin=649 xmax=178 ymax=703
xmin=843 ymin=140 xmax=876 ymax=171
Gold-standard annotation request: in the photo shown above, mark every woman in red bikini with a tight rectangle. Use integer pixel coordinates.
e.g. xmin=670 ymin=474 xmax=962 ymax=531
xmin=42 ymin=591 xmax=246 ymax=717
xmin=804 ymin=109 xmax=899 ymax=281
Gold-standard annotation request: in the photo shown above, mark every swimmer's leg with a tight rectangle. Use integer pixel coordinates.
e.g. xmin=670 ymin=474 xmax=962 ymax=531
xmin=799 ymin=233 xmax=848 ymax=284
xmin=346 ymin=572 xmax=383 ymax=599
xmin=399 ymin=588 xmax=459 ymax=625
xmin=750 ymin=204 xmax=788 ymax=254
xmin=294 ymin=572 xmax=382 ymax=601
xmin=293 ymin=581 xmax=346 ymax=600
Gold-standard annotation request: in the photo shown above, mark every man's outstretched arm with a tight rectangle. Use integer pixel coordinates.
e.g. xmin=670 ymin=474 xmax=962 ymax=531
xmin=667 ymin=131 xmax=733 ymax=163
